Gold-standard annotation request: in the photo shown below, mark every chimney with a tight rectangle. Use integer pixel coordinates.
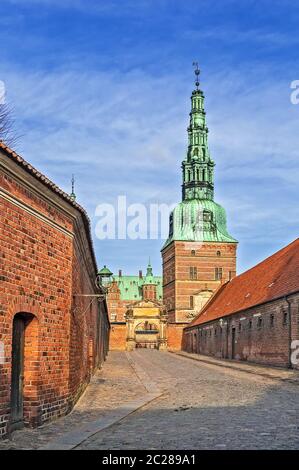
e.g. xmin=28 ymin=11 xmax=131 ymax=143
xmin=119 ymin=269 xmax=122 ymax=277
xmin=139 ymin=270 xmax=143 ymax=279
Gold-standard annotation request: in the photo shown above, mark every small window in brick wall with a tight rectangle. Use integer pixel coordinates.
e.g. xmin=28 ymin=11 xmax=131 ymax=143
xmin=257 ymin=317 xmax=263 ymax=328
xmin=215 ymin=267 xmax=223 ymax=281
xmin=217 ymin=250 xmax=221 ymax=257
xmin=283 ymin=311 xmax=288 ymax=325
xmin=239 ymin=323 xmax=241 ymax=332
xmin=249 ymin=319 xmax=252 ymax=330
xmin=190 ymin=267 xmax=197 ymax=280
xmin=270 ymin=314 xmax=274 ymax=327
xmin=214 ymin=328 xmax=217 ymax=336
xmin=191 ymin=250 xmax=196 ymax=256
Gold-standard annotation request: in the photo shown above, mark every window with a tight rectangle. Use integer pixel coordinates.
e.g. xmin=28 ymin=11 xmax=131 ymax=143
xmin=239 ymin=323 xmax=241 ymax=332
xmin=216 ymin=250 xmax=221 ymax=257
xmin=190 ymin=296 xmax=194 ymax=309
xmin=191 ymin=250 xmax=196 ymax=256
xmin=283 ymin=311 xmax=288 ymax=325
xmin=215 ymin=267 xmax=223 ymax=281
xmin=190 ymin=267 xmax=197 ymax=280
xmin=249 ymin=319 xmax=252 ymax=330
xmin=257 ymin=317 xmax=263 ymax=328
xmin=270 ymin=314 xmax=274 ymax=327
xmin=203 ymin=210 xmax=211 ymax=222
xmin=214 ymin=328 xmax=217 ymax=336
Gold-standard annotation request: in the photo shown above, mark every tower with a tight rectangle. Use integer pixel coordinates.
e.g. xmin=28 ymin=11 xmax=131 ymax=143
xmin=161 ymin=65 xmax=237 ymax=323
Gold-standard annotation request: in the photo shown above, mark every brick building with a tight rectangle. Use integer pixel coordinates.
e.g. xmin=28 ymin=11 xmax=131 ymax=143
xmin=0 ymin=142 xmax=110 ymax=437
xmin=101 ymin=262 xmax=165 ymax=350
xmin=183 ymin=239 xmax=299 ymax=369
xmin=161 ymin=67 xmax=237 ymax=348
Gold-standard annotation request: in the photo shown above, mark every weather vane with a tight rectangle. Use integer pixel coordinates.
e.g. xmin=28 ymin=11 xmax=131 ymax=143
xmin=192 ymin=61 xmax=200 ymax=90
xmin=70 ymin=173 xmax=76 ymax=201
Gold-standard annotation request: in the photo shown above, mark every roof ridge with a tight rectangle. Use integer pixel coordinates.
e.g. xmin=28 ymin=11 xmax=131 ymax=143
xmin=231 ymin=238 xmax=299 ymax=282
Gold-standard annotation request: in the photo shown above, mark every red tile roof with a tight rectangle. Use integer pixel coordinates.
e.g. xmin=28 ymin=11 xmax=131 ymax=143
xmin=188 ymin=238 xmax=299 ymax=328
xmin=0 ymin=140 xmax=98 ymax=272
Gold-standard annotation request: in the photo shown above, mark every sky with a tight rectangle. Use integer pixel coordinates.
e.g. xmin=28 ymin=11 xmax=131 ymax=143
xmin=1 ymin=0 xmax=299 ymax=276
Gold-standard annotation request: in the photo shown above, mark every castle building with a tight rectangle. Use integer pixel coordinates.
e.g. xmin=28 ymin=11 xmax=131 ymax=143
xmin=161 ymin=67 xmax=237 ymax=327
xmin=102 ymin=262 xmax=166 ymax=350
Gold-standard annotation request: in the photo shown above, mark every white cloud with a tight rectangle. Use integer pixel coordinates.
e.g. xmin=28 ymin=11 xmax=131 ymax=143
xmin=1 ymin=60 xmax=299 ymax=273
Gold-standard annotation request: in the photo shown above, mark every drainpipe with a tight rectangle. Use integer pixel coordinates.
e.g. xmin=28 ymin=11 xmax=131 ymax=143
xmin=285 ymin=296 xmax=292 ymax=369
xmin=226 ymin=317 xmax=230 ymax=359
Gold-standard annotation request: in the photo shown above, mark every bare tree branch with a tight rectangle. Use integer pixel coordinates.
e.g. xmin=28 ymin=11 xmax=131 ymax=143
xmin=0 ymin=102 xmax=20 ymax=147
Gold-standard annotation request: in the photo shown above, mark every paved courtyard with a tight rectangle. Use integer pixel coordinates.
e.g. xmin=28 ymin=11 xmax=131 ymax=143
xmin=1 ymin=350 xmax=299 ymax=450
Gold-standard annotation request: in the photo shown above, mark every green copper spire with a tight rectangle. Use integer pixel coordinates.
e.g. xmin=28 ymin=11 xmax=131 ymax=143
xmin=162 ymin=65 xmax=237 ymax=249
xmin=182 ymin=63 xmax=214 ymax=201
xmin=146 ymin=258 xmax=153 ymax=277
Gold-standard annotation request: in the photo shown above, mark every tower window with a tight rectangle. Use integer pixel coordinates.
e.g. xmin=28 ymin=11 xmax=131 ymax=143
xmin=191 ymin=250 xmax=196 ymax=256
xmin=203 ymin=210 xmax=211 ymax=222
xmin=190 ymin=267 xmax=197 ymax=280
xmin=217 ymin=250 xmax=221 ymax=257
xmin=215 ymin=267 xmax=223 ymax=281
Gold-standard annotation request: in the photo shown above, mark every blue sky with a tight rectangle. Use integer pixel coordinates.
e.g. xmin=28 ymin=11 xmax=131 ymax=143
xmin=1 ymin=0 xmax=299 ymax=275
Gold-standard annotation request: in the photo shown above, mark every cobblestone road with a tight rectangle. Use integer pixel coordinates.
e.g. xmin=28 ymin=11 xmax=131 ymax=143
xmin=78 ymin=350 xmax=299 ymax=450
xmin=1 ymin=350 xmax=298 ymax=450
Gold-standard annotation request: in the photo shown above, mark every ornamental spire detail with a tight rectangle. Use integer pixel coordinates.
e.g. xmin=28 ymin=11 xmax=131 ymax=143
xmin=182 ymin=64 xmax=215 ymax=201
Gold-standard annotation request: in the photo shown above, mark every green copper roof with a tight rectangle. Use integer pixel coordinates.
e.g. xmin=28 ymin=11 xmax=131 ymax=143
xmin=162 ymin=68 xmax=237 ymax=249
xmin=112 ymin=273 xmax=162 ymax=301
xmin=98 ymin=265 xmax=113 ymax=276
xmin=162 ymin=199 xmax=237 ymax=248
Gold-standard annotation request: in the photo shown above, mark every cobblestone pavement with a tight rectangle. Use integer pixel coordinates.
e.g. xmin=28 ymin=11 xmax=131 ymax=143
xmin=1 ymin=350 xmax=298 ymax=450
xmin=77 ymin=350 xmax=299 ymax=450
xmin=0 ymin=352 xmax=146 ymax=450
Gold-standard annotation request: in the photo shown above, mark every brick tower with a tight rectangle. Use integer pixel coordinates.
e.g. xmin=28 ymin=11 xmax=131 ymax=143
xmin=161 ymin=65 xmax=238 ymax=323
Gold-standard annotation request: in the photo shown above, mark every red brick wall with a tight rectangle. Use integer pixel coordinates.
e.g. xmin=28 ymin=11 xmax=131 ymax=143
xmin=109 ymin=323 xmax=127 ymax=350
xmin=0 ymin=156 xmax=109 ymax=437
xmin=167 ymin=323 xmax=189 ymax=350
xmin=183 ymin=293 xmax=299 ymax=369
xmin=162 ymin=241 xmax=237 ymax=323
xmin=142 ymin=283 xmax=157 ymax=300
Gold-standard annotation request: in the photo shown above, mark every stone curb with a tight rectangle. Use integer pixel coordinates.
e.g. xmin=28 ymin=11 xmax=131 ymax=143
xmin=170 ymin=351 xmax=299 ymax=386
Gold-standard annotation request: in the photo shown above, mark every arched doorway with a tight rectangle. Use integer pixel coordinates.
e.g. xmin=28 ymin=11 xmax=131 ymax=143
xmin=10 ymin=313 xmax=38 ymax=431
xmin=135 ymin=321 xmax=159 ymax=349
